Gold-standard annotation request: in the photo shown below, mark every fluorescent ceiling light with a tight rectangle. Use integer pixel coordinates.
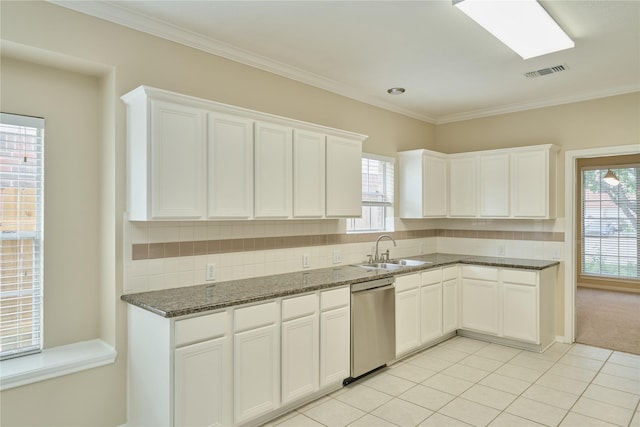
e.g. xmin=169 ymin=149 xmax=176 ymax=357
xmin=454 ymin=0 xmax=575 ymax=59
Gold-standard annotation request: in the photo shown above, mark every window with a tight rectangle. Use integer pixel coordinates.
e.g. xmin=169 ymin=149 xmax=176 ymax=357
xmin=580 ymin=161 xmax=638 ymax=281
xmin=347 ymin=154 xmax=394 ymax=233
xmin=0 ymin=113 xmax=44 ymax=360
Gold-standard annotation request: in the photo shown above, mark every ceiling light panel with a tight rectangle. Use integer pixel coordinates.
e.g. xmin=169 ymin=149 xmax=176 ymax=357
xmin=454 ymin=0 xmax=575 ymax=59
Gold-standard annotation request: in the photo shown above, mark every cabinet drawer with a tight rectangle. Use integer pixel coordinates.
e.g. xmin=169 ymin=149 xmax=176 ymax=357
xmin=234 ymin=301 xmax=277 ymax=332
xmin=422 ymin=269 xmax=442 ymax=285
xmin=321 ymin=286 xmax=349 ymax=311
xmin=175 ymin=311 xmax=227 ymax=347
xmin=282 ymin=293 xmax=318 ymax=321
xmin=395 ymin=273 xmax=421 ymax=292
xmin=443 ymin=266 xmax=458 ymax=281
xmin=503 ymin=269 xmax=537 ymax=286
xmin=462 ymin=266 xmax=498 ymax=281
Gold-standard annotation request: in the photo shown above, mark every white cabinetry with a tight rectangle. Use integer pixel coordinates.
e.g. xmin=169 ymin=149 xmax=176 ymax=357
xmin=398 ymin=150 xmax=448 ymax=218
xmin=449 ymin=154 xmax=478 ymax=217
xmin=395 ymin=273 xmax=421 ymax=357
xmin=460 ymin=265 xmax=557 ymax=351
xmin=326 ymin=136 xmax=362 ymax=217
xmin=442 ymin=266 xmax=460 ymax=334
xmin=479 ymin=153 xmax=510 ymax=217
xmin=234 ymin=302 xmax=280 ymax=424
xmin=293 ymin=130 xmax=326 ymax=218
xmin=254 ymin=122 xmax=293 ymax=218
xmin=461 ymin=266 xmax=500 ymax=335
xmin=512 ymin=146 xmax=558 ymax=218
xmin=123 ymin=94 xmax=207 ymax=220
xmin=281 ymin=294 xmax=319 ymax=404
xmin=208 ymin=113 xmax=254 ymax=218
xmin=319 ymin=286 xmax=350 ymax=387
xmin=420 ymin=269 xmax=443 ymax=343
xmin=122 ymin=86 xmax=366 ymax=221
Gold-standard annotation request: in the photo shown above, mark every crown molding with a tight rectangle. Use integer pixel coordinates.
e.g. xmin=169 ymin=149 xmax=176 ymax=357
xmin=435 ymin=85 xmax=640 ymax=124
xmin=49 ymin=0 xmax=438 ymax=123
xmin=48 ymin=1 xmax=640 ymax=126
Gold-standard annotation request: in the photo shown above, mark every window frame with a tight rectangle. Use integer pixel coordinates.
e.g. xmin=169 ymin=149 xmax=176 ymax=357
xmin=0 ymin=113 xmax=45 ymax=361
xmin=347 ymin=153 xmax=395 ymax=234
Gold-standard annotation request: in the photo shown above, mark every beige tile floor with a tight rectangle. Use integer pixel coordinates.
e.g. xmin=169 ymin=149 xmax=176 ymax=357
xmin=264 ymin=337 xmax=640 ymax=427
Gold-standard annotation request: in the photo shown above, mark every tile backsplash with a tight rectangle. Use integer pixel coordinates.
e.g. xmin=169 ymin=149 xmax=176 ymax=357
xmin=123 ymin=217 xmax=564 ymax=294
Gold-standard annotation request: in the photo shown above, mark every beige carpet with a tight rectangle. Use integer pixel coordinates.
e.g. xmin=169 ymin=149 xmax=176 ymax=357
xmin=576 ymin=287 xmax=640 ymax=355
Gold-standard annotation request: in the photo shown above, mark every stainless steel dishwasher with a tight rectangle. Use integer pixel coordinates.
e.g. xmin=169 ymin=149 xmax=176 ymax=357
xmin=348 ymin=276 xmax=396 ymax=381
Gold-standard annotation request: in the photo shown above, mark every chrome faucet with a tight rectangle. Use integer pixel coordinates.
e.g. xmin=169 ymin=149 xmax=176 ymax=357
xmin=373 ymin=234 xmax=397 ymax=262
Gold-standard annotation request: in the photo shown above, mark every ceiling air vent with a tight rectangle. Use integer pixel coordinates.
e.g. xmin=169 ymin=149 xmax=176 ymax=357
xmin=524 ymin=64 xmax=568 ymax=79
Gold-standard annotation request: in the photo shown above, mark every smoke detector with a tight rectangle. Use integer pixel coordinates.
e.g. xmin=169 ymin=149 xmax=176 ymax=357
xmin=524 ymin=64 xmax=569 ymax=79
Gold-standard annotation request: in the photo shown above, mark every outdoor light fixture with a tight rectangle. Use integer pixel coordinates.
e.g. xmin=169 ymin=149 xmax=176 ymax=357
xmin=603 ymin=169 xmax=620 ymax=186
xmin=453 ymin=0 xmax=575 ymax=59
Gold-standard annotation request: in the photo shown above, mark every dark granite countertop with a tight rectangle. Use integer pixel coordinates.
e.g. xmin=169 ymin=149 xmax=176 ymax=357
xmin=121 ymin=253 xmax=559 ymax=318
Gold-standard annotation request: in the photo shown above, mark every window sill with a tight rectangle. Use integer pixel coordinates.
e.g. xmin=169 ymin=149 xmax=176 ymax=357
xmin=0 ymin=339 xmax=117 ymax=391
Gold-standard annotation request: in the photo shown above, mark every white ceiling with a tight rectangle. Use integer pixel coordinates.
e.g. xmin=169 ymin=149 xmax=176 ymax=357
xmin=53 ymin=1 xmax=640 ymax=124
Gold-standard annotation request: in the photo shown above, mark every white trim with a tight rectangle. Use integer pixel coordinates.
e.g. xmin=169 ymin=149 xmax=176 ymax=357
xmin=48 ymin=1 xmax=639 ymax=125
xmin=0 ymin=339 xmax=117 ymax=390
xmin=563 ymin=143 xmax=639 ymax=345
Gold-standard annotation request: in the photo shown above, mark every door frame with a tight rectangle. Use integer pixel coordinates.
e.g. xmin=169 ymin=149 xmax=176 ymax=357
xmin=563 ymin=143 xmax=638 ymax=343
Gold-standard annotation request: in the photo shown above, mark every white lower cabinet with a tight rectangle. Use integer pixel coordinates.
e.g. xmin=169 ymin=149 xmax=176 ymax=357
xmin=395 ymin=273 xmax=421 ymax=357
xmin=460 ymin=265 xmax=557 ymax=350
xmin=174 ymin=337 xmax=229 ymax=427
xmin=442 ymin=269 xmax=460 ymax=335
xmin=420 ymin=270 xmax=443 ymax=344
xmin=319 ymin=287 xmax=350 ymax=387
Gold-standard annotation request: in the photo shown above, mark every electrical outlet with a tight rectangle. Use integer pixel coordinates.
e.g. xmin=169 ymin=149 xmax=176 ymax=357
xmin=302 ymin=254 xmax=310 ymax=268
xmin=332 ymin=250 xmax=342 ymax=264
xmin=206 ymin=263 xmax=216 ymax=281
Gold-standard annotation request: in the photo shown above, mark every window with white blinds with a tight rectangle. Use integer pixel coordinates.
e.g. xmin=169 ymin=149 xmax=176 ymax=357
xmin=347 ymin=154 xmax=394 ymax=233
xmin=0 ymin=113 xmax=44 ymax=360
xmin=580 ymin=165 xmax=639 ymax=281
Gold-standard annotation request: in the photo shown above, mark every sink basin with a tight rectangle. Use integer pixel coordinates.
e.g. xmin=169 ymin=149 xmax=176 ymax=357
xmin=355 ymin=262 xmax=404 ymax=270
xmin=388 ymin=259 xmax=432 ymax=267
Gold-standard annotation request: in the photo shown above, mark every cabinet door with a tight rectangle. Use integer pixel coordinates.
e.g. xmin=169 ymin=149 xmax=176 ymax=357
xmin=502 ymin=283 xmax=538 ymax=343
xmin=234 ymin=324 xmax=279 ymax=424
xmin=320 ymin=306 xmax=350 ymax=387
xmin=174 ymin=337 xmax=229 ymax=427
xmin=461 ymin=279 xmax=499 ymax=335
xmin=326 ymin=136 xmax=362 ymax=217
xmin=420 ymin=283 xmax=443 ymax=343
xmin=150 ymin=100 xmax=205 ymax=219
xmin=479 ymin=153 xmax=510 ymax=217
xmin=442 ymin=278 xmax=459 ymax=334
xmin=512 ymin=149 xmax=548 ymax=218
xmin=255 ymin=122 xmax=293 ymax=218
xmin=449 ymin=156 xmax=478 ymax=217
xmin=282 ymin=314 xmax=319 ymax=404
xmin=423 ymin=154 xmax=448 ymax=217
xmin=208 ymin=113 xmax=254 ymax=218
xmin=293 ymin=130 xmax=325 ymax=218
xmin=395 ymin=289 xmax=420 ymax=356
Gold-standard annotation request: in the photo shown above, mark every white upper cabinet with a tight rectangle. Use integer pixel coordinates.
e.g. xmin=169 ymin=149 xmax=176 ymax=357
xmin=326 ymin=136 xmax=362 ymax=217
xmin=479 ymin=152 xmax=510 ymax=217
xmin=293 ymin=130 xmax=326 ymax=218
xmin=398 ymin=144 xmax=557 ymax=220
xmin=124 ymin=92 xmax=207 ymax=220
xmin=122 ymin=86 xmax=366 ymax=221
xmin=208 ymin=113 xmax=254 ymax=219
xmin=254 ymin=122 xmax=293 ymax=218
xmin=398 ymin=150 xmax=447 ymax=218
xmin=449 ymin=154 xmax=478 ymax=217
xmin=512 ymin=146 xmax=558 ymax=218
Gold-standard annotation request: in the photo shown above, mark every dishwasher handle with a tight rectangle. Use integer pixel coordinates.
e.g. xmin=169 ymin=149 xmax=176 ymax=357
xmin=351 ymin=277 xmax=395 ymax=293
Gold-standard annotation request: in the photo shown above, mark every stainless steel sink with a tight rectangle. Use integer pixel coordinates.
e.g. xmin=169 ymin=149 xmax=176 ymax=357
xmin=388 ymin=259 xmax=432 ymax=267
xmin=355 ymin=262 xmax=404 ymax=270
xmin=354 ymin=259 xmax=432 ymax=270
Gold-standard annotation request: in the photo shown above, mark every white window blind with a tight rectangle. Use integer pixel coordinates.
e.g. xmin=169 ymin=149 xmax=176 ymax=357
xmin=581 ymin=166 xmax=638 ymax=281
xmin=0 ymin=113 xmax=44 ymax=360
xmin=347 ymin=154 xmax=394 ymax=233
